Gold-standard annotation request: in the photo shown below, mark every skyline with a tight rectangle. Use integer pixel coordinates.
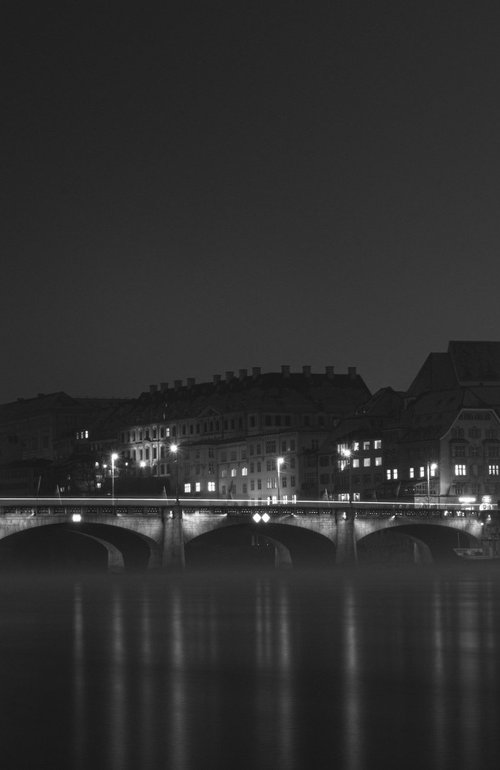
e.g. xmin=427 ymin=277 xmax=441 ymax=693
xmin=1 ymin=337 xmax=496 ymax=404
xmin=3 ymin=3 xmax=500 ymax=403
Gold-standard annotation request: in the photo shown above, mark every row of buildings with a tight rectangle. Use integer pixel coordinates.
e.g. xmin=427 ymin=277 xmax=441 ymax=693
xmin=2 ymin=342 xmax=500 ymax=508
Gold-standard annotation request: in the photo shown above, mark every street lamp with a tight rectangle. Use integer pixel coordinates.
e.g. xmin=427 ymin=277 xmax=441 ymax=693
xmin=170 ymin=443 xmax=180 ymax=505
xmin=426 ymin=462 xmax=438 ymax=507
xmin=111 ymin=452 xmax=119 ymax=500
xmin=340 ymin=447 xmax=352 ymax=503
xmin=276 ymin=456 xmax=284 ymax=503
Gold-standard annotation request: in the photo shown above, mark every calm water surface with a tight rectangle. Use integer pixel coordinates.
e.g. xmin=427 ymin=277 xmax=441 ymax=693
xmin=0 ymin=567 xmax=499 ymax=769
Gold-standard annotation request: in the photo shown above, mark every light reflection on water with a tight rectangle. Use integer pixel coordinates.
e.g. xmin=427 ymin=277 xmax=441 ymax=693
xmin=1 ymin=569 xmax=500 ymax=768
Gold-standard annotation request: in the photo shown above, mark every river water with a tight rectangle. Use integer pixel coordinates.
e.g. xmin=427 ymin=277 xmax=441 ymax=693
xmin=1 ymin=566 xmax=499 ymax=770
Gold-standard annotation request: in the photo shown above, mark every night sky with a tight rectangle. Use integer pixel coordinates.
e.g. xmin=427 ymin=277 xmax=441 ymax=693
xmin=2 ymin=1 xmax=500 ymax=403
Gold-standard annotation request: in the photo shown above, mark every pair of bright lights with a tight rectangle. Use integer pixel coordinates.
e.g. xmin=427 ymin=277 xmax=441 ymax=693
xmin=252 ymin=512 xmax=270 ymax=524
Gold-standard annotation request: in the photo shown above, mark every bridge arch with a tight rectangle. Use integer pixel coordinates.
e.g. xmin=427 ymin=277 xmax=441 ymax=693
xmin=356 ymin=523 xmax=481 ymax=565
xmin=0 ymin=523 xmax=160 ymax=572
xmin=185 ymin=521 xmax=336 ymax=569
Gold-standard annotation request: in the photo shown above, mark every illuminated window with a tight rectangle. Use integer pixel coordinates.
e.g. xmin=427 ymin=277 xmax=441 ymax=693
xmin=409 ymin=467 xmax=414 ymax=478
xmin=353 ymin=442 xmax=360 ymax=451
xmin=184 ymin=483 xmax=191 ymax=493
xmin=231 ymin=468 xmax=237 ymax=477
xmin=363 ymin=458 xmax=371 ymax=467
xmin=393 ymin=468 xmax=398 ymax=479
xmin=455 ymin=464 xmax=467 ymax=476
xmin=375 ymin=457 xmax=382 ymax=466
xmin=242 ymin=467 xmax=248 ymax=476
xmin=352 ymin=459 xmax=360 ymax=468
xmin=488 ymin=464 xmax=500 ymax=476
xmin=195 ymin=482 xmax=201 ymax=492
xmin=208 ymin=481 xmax=216 ymax=491
xmin=386 ymin=469 xmax=391 ymax=480
xmin=363 ymin=441 xmax=370 ymax=450
xmin=374 ymin=440 xmax=382 ymax=449
xmin=419 ymin=466 xmax=425 ymax=478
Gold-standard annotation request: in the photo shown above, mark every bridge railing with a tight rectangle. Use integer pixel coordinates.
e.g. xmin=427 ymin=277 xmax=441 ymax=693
xmin=0 ymin=497 xmax=490 ymax=519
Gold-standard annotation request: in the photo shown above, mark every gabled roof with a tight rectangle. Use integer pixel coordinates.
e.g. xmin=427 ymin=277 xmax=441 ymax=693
xmin=399 ymin=386 xmax=500 ymax=443
xmin=407 ymin=353 xmax=457 ymax=396
xmin=449 ymin=341 xmax=500 ymax=385
xmin=408 ymin=341 xmax=500 ymax=397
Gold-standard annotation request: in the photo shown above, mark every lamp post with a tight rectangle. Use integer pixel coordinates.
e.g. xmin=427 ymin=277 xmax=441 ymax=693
xmin=426 ymin=462 xmax=438 ymax=507
xmin=277 ymin=456 xmax=284 ymax=503
xmin=111 ymin=452 xmax=119 ymax=501
xmin=340 ymin=447 xmax=352 ymax=504
xmin=170 ymin=443 xmax=180 ymax=505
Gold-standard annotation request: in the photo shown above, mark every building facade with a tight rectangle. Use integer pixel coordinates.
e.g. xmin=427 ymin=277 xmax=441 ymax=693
xmin=114 ymin=365 xmax=371 ymax=501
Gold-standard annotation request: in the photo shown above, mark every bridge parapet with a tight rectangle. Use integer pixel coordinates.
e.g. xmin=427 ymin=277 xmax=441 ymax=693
xmin=0 ymin=497 xmax=491 ymax=521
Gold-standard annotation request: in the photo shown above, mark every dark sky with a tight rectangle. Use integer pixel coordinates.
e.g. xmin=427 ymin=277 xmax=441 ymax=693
xmin=2 ymin=1 xmax=500 ymax=402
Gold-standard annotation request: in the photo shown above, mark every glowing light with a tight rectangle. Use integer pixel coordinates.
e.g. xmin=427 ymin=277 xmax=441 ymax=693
xmin=252 ymin=513 xmax=262 ymax=523
xmin=72 ymin=513 xmax=82 ymax=523
xmin=170 ymin=443 xmax=179 ymax=454
xmin=261 ymin=513 xmax=270 ymax=523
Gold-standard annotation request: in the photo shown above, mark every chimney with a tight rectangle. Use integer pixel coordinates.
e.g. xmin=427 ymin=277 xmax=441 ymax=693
xmin=225 ymin=371 xmax=234 ymax=381
xmin=252 ymin=367 xmax=261 ymax=378
xmin=149 ymin=384 xmax=158 ymax=393
xmin=325 ymin=366 xmax=335 ymax=378
xmin=174 ymin=379 xmax=182 ymax=389
xmin=213 ymin=374 xmax=221 ymax=384
xmin=348 ymin=366 xmax=357 ymax=379
xmin=238 ymin=368 xmax=248 ymax=379
xmin=160 ymin=382 xmax=168 ymax=392
xmin=281 ymin=365 xmax=290 ymax=377
xmin=302 ymin=365 xmax=311 ymax=377
xmin=187 ymin=378 xmax=195 ymax=388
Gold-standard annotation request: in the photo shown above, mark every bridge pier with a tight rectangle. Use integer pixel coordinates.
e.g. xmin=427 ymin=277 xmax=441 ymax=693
xmin=161 ymin=506 xmax=185 ymax=569
xmin=335 ymin=510 xmax=357 ymax=566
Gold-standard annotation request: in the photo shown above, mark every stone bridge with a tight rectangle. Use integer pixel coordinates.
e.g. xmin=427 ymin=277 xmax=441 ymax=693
xmin=0 ymin=498 xmax=495 ymax=571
